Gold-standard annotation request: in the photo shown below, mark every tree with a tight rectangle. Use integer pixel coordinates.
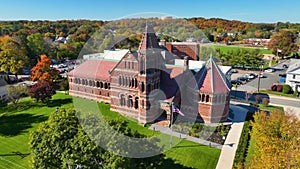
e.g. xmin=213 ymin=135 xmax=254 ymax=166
xmin=249 ymin=111 xmax=300 ymax=168
xmin=28 ymin=81 xmax=56 ymax=102
xmin=27 ymin=33 xmax=46 ymax=63
xmin=0 ymin=35 xmax=28 ymax=78
xmin=6 ymin=85 xmax=28 ymax=105
xmin=30 ymin=55 xmax=59 ymax=84
xmin=282 ymin=84 xmax=291 ymax=94
xmin=30 ymin=108 xmax=164 ymax=168
xmin=268 ymin=30 xmax=298 ymax=57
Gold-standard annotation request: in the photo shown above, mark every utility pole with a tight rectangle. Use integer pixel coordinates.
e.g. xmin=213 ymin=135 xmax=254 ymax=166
xmin=257 ymin=60 xmax=264 ymax=93
xmin=170 ymin=102 xmax=174 ymax=148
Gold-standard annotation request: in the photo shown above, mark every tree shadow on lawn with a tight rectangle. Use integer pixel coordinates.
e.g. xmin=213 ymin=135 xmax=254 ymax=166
xmin=0 ymin=100 xmax=44 ymax=114
xmin=46 ymin=98 xmax=73 ymax=107
xmin=0 ymin=113 xmax=48 ymax=136
xmin=0 ymin=151 xmax=30 ymax=159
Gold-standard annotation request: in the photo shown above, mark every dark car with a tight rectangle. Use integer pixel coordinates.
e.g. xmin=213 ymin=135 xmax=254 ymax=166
xmin=231 ymin=80 xmax=242 ymax=85
xmin=237 ymin=77 xmax=249 ymax=83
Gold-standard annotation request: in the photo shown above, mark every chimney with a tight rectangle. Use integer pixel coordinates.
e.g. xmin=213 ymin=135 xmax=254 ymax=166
xmin=184 ymin=56 xmax=189 ymax=71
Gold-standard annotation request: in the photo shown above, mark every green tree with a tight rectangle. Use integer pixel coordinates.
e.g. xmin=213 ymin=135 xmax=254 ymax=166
xmin=6 ymin=85 xmax=28 ymax=105
xmin=27 ymin=33 xmax=46 ymax=63
xmin=30 ymin=108 xmax=164 ymax=168
xmin=0 ymin=35 xmax=28 ymax=78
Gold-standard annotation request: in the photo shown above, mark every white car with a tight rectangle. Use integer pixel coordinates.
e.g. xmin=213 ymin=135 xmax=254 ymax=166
xmin=265 ymin=68 xmax=275 ymax=73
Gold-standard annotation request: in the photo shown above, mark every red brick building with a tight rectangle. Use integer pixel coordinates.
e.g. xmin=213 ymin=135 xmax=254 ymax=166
xmin=161 ymin=40 xmax=199 ymax=60
xmin=69 ymin=26 xmax=231 ymax=124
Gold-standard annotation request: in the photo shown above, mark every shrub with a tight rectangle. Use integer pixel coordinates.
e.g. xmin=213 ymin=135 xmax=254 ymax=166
xmin=233 ymin=122 xmax=250 ymax=167
xmin=294 ymin=90 xmax=299 ymax=97
xmin=255 ymin=95 xmax=261 ymax=104
xmin=270 ymin=84 xmax=277 ymax=91
xmin=276 ymin=85 xmax=283 ymax=92
xmin=262 ymin=98 xmax=269 ymax=106
xmin=282 ymin=84 xmax=291 ymax=94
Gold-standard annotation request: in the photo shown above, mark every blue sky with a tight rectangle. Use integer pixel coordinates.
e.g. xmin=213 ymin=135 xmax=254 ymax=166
xmin=1 ymin=0 xmax=300 ymax=23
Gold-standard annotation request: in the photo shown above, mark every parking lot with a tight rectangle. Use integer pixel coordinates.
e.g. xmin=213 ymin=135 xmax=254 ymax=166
xmin=231 ymin=60 xmax=288 ymax=92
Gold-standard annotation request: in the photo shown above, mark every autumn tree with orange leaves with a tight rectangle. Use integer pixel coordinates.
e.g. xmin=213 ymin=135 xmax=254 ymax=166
xmin=31 ymin=55 xmax=59 ymax=84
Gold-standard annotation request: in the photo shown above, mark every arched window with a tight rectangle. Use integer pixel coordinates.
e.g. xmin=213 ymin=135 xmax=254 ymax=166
xmin=89 ymin=80 xmax=92 ymax=86
xmin=141 ymin=100 xmax=144 ymax=108
xmin=120 ymin=94 xmax=126 ymax=106
xmin=141 ymin=82 xmax=145 ymax=92
xmin=201 ymin=94 xmax=205 ymax=102
xmin=100 ymin=82 xmax=103 ymax=88
xmin=128 ymin=62 xmax=130 ymax=69
xmin=108 ymin=83 xmax=110 ymax=89
xmin=131 ymin=79 xmax=134 ymax=88
xmin=135 ymin=78 xmax=138 ymax=88
xmin=122 ymin=77 xmax=125 ymax=86
xmin=132 ymin=62 xmax=134 ymax=69
xmin=99 ymin=91 xmax=102 ymax=95
xmin=134 ymin=97 xmax=139 ymax=109
xmin=104 ymin=82 xmax=108 ymax=89
xmin=199 ymin=94 xmax=201 ymax=102
xmin=127 ymin=95 xmax=133 ymax=108
xmin=206 ymin=95 xmax=210 ymax=102
xmin=125 ymin=62 xmax=127 ymax=68
xmin=119 ymin=76 xmax=122 ymax=86
xmin=125 ymin=77 xmax=128 ymax=86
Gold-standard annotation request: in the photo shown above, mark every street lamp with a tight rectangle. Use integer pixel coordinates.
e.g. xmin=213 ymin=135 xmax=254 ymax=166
xmin=257 ymin=60 xmax=264 ymax=93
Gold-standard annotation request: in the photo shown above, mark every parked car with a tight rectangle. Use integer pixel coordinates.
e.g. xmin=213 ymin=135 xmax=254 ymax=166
xmin=282 ymin=64 xmax=289 ymax=69
xmin=259 ymin=73 xmax=267 ymax=78
xmin=237 ymin=77 xmax=249 ymax=83
xmin=265 ymin=68 xmax=275 ymax=73
xmin=231 ymin=80 xmax=242 ymax=85
xmin=231 ymin=69 xmax=238 ymax=73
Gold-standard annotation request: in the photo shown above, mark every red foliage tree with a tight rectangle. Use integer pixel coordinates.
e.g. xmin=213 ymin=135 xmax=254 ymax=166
xmin=30 ymin=55 xmax=59 ymax=84
xmin=28 ymin=81 xmax=56 ymax=102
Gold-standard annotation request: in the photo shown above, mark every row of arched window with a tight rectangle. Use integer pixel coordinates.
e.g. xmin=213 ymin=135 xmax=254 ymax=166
xmin=199 ymin=93 xmax=227 ymax=104
xmin=72 ymin=78 xmax=110 ymax=90
xmin=120 ymin=94 xmax=139 ymax=109
xmin=119 ymin=76 xmax=138 ymax=88
xmin=125 ymin=61 xmax=135 ymax=69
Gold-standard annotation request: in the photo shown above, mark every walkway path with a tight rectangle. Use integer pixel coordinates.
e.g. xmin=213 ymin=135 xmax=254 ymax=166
xmin=149 ymin=124 xmax=223 ymax=149
xmin=216 ymin=104 xmax=248 ymax=169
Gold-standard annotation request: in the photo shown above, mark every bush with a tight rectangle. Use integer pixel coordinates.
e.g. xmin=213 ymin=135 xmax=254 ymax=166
xmin=262 ymin=98 xmax=269 ymax=106
xmin=276 ymin=85 xmax=283 ymax=92
xmin=271 ymin=84 xmax=277 ymax=91
xmin=255 ymin=95 xmax=261 ymax=104
xmin=233 ymin=122 xmax=250 ymax=167
xmin=294 ymin=90 xmax=299 ymax=97
xmin=282 ymin=84 xmax=291 ymax=94
xmin=0 ymin=98 xmax=8 ymax=107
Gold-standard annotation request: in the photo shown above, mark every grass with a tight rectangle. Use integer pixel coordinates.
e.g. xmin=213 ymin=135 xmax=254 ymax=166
xmin=214 ymin=46 xmax=273 ymax=54
xmin=258 ymin=90 xmax=298 ymax=99
xmin=0 ymin=93 xmax=73 ymax=169
xmin=258 ymin=104 xmax=284 ymax=112
xmin=0 ymin=93 xmax=220 ymax=169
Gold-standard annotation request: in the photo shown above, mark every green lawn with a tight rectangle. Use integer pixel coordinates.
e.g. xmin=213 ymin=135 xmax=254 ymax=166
xmin=258 ymin=90 xmax=298 ymax=99
xmin=0 ymin=93 xmax=220 ymax=169
xmin=258 ymin=104 xmax=284 ymax=112
xmin=214 ymin=46 xmax=273 ymax=54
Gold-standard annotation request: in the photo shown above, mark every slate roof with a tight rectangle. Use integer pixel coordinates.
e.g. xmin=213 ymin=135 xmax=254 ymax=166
xmin=68 ymin=60 xmax=118 ymax=81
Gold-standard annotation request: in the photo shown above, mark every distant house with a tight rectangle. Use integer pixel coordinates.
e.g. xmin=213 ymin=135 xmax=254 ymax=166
xmin=0 ymin=79 xmax=8 ymax=99
xmin=285 ymin=59 xmax=300 ymax=92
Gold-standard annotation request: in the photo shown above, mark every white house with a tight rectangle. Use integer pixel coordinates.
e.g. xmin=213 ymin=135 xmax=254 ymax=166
xmin=286 ymin=59 xmax=300 ymax=92
xmin=0 ymin=79 xmax=8 ymax=99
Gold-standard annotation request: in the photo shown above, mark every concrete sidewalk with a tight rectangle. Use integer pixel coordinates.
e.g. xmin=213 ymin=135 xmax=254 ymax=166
xmin=149 ymin=124 xmax=223 ymax=149
xmin=216 ymin=104 xmax=248 ymax=169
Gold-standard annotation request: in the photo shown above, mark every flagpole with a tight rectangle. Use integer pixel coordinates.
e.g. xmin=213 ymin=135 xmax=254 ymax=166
xmin=170 ymin=103 xmax=173 ymax=148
